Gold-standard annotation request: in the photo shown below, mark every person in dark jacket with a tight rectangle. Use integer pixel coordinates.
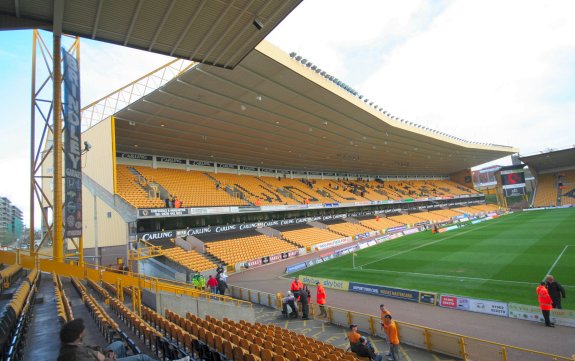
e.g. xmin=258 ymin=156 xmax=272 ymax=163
xmin=546 ymin=275 xmax=566 ymax=309
xmin=351 ymin=336 xmax=383 ymax=361
xmin=58 ymin=318 xmax=189 ymax=361
xmin=299 ymin=286 xmax=310 ymax=320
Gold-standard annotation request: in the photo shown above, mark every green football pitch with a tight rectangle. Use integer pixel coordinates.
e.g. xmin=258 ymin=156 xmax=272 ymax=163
xmin=295 ymin=208 xmax=575 ymax=308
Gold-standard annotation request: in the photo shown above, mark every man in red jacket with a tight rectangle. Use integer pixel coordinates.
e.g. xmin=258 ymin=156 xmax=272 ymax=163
xmin=536 ymin=281 xmax=554 ymax=327
xmin=316 ymin=281 xmax=327 ymax=318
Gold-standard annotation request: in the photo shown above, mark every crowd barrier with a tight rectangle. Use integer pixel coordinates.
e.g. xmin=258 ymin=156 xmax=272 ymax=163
xmin=228 ymin=284 xmax=573 ymax=361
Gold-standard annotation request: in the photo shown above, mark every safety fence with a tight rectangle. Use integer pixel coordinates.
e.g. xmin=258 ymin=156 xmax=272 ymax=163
xmin=0 ymin=250 xmax=251 ymax=309
xmin=228 ymin=285 xmax=572 ymax=361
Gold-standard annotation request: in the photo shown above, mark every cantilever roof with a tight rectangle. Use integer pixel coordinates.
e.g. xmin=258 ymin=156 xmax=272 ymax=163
xmin=111 ymin=41 xmax=517 ymax=176
xmin=0 ymin=0 xmax=301 ymax=69
xmin=520 ymin=148 xmax=575 ymax=174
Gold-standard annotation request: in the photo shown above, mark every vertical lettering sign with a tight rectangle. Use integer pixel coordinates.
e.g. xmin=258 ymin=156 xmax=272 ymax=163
xmin=62 ymin=49 xmax=82 ymax=238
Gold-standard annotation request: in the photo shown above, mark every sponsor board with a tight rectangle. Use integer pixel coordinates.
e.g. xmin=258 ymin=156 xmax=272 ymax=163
xmin=403 ymin=228 xmax=420 ymax=236
xmin=387 ymin=225 xmax=407 ymax=234
xmin=349 ymin=282 xmax=419 ymax=302
xmin=314 ymin=237 xmax=351 ymax=251
xmin=419 ymin=292 xmax=438 ymax=305
xmin=439 ymin=295 xmax=470 ymax=310
xmin=440 ymin=295 xmax=508 ymax=317
xmin=300 ymin=275 xmax=350 ymax=291
xmin=306 ymin=258 xmax=323 ymax=267
xmin=438 ymin=225 xmax=459 ymax=233
xmin=508 ymin=303 xmax=575 ymax=327
xmin=116 ymin=151 xmax=153 ymax=160
xmin=157 ymin=156 xmax=186 ymax=164
xmin=285 ymin=262 xmax=307 ymax=274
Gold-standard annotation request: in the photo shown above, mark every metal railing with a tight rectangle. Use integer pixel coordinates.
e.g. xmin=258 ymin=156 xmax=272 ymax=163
xmin=228 ymin=285 xmax=572 ymax=361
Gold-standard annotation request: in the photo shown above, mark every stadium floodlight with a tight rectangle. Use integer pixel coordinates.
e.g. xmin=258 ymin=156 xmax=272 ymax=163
xmin=359 ymin=95 xmax=363 ymax=100
xmin=301 ymin=58 xmax=307 ymax=64
xmin=295 ymin=55 xmax=302 ymax=61
xmin=315 ymin=68 xmax=321 ymax=73
xmin=311 ymin=65 xmax=317 ymax=70
xmin=306 ymin=62 xmax=312 ymax=68
xmin=289 ymin=52 xmax=297 ymax=58
xmin=320 ymin=71 xmax=326 ymax=76
xmin=329 ymin=76 xmax=335 ymax=81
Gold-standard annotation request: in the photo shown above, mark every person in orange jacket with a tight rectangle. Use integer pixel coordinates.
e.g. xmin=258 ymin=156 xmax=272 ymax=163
xmin=383 ymin=314 xmax=400 ymax=361
xmin=537 ymin=281 xmax=554 ymax=327
xmin=316 ymin=282 xmax=327 ymax=318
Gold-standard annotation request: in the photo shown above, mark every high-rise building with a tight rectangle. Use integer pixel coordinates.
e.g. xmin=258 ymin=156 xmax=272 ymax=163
xmin=0 ymin=197 xmax=24 ymax=245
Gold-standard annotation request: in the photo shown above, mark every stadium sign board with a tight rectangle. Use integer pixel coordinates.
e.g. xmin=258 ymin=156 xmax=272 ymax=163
xmin=508 ymin=303 xmax=575 ymax=327
xmin=62 ymin=48 xmax=82 ymax=238
xmin=349 ymin=282 xmax=420 ymax=302
xmin=440 ymin=295 xmax=508 ymax=317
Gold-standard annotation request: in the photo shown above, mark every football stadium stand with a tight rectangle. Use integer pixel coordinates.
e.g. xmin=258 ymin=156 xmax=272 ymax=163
xmin=326 ymin=222 xmax=373 ymax=237
xmin=360 ymin=216 xmax=405 ymax=231
xmin=389 ymin=214 xmax=427 ymax=226
xmin=116 ymin=165 xmax=165 ymax=208
xmin=162 ymin=248 xmax=219 ymax=273
xmin=210 ymin=173 xmax=300 ymax=206
xmin=409 ymin=211 xmax=450 ymax=223
xmin=133 ymin=166 xmax=247 ymax=208
xmin=204 ymin=235 xmax=298 ymax=266
xmin=281 ymin=227 xmax=344 ymax=249
xmin=560 ymin=170 xmax=575 ymax=206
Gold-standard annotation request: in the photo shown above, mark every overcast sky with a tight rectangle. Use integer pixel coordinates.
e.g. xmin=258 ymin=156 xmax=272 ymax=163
xmin=1 ymin=0 xmax=574 ymax=226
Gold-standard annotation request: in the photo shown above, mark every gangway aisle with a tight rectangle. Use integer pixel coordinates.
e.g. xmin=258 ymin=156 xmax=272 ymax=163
xmin=22 ymin=274 xmax=63 ymax=361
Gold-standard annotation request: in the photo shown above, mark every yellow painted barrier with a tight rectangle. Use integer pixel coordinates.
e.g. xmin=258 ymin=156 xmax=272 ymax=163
xmin=0 ymin=250 xmax=17 ymax=265
xmin=229 ymin=285 xmax=573 ymax=361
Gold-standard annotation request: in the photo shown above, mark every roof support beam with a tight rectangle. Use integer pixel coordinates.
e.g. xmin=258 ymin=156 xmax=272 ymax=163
xmin=170 ymin=0 xmax=207 ymax=57
xmin=124 ymin=0 xmax=144 ymax=46
xmin=92 ymin=0 xmax=104 ymax=39
xmin=148 ymin=0 xmax=176 ymax=52
xmin=52 ymin=0 xmax=64 ymax=36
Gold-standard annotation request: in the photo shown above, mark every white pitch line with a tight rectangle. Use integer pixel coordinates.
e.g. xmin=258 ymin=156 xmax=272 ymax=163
xmin=345 ymin=267 xmax=575 ymax=289
xmin=358 ymin=220 xmax=500 ymax=268
xmin=543 ymin=245 xmax=571 ymax=280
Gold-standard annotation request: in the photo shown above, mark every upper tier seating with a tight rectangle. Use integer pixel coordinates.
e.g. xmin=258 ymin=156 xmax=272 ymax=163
xmin=211 ymin=173 xmax=299 ymax=206
xmin=162 ymin=248 xmax=218 ymax=272
xmin=281 ymin=228 xmax=343 ymax=248
xmin=116 ymin=165 xmax=165 ymax=208
xmin=134 ymin=166 xmax=247 ymax=207
xmin=116 ymin=163 xmax=479 ymax=209
xmin=205 ymin=235 xmax=297 ymax=265
xmin=327 ymin=222 xmax=373 ymax=237
xmin=259 ymin=176 xmax=334 ymax=204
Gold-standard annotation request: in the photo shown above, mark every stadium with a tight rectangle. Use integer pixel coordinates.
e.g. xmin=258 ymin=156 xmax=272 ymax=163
xmin=0 ymin=1 xmax=574 ymax=361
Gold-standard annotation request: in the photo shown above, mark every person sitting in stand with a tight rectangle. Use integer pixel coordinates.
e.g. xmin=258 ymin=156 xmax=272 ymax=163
xmin=351 ymin=336 xmax=383 ymax=361
xmin=57 ymin=318 xmax=190 ymax=361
